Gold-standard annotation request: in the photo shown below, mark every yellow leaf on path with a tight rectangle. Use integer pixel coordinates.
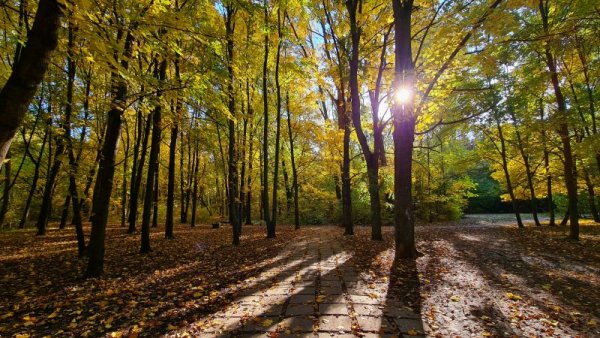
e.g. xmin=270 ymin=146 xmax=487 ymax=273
xmin=15 ymin=334 xmax=30 ymax=338
xmin=450 ymin=295 xmax=460 ymax=302
xmin=316 ymin=295 xmax=326 ymax=303
xmin=407 ymin=328 xmax=420 ymax=336
xmin=261 ymin=318 xmax=274 ymax=327
xmin=505 ymin=292 xmax=522 ymax=301
xmin=482 ymin=331 xmax=491 ymax=336
xmin=542 ymin=284 xmax=551 ymax=291
xmin=167 ymin=324 xmax=178 ymax=330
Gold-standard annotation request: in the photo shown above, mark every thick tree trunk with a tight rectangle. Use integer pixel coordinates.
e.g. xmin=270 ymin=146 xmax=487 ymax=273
xmin=0 ymin=0 xmax=62 ymax=168
xmin=391 ymin=0 xmax=417 ymax=258
xmin=225 ymin=6 xmax=241 ymax=245
xmin=539 ymin=0 xmax=579 ymax=240
xmin=85 ymin=27 xmax=137 ymax=277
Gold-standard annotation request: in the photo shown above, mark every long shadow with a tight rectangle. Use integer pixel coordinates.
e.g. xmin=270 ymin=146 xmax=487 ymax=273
xmin=381 ymin=255 xmax=425 ymax=336
xmin=1 ymin=225 xmax=324 ymax=336
xmin=443 ymin=226 xmax=600 ymax=333
xmin=197 ymin=232 xmax=393 ymax=337
xmin=143 ymin=234 xmax=343 ymax=336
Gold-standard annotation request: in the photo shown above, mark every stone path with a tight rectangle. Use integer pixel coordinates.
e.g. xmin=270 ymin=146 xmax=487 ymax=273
xmin=178 ymin=237 xmax=425 ymax=337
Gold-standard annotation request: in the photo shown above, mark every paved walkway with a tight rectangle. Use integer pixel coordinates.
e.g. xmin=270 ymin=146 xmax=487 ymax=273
xmin=173 ymin=237 xmax=425 ymax=337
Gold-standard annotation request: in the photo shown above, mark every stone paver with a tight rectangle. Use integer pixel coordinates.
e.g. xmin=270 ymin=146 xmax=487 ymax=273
xmin=190 ymin=236 xmax=423 ymax=337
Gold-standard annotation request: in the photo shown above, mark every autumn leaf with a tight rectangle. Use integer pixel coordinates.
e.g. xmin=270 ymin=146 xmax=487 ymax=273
xmin=450 ymin=295 xmax=460 ymax=302
xmin=505 ymin=292 xmax=523 ymax=301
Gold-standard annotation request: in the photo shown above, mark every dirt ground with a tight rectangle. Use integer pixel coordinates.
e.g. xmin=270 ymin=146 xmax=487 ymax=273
xmin=0 ymin=215 xmax=598 ymax=337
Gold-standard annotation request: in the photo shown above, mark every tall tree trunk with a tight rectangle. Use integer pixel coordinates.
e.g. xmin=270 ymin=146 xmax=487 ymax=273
xmin=282 ymin=160 xmax=291 ymax=214
xmin=0 ymin=153 xmax=10 ymax=226
xmin=63 ymin=23 xmax=85 ymax=256
xmin=152 ymin=162 xmax=159 ymax=228
xmin=0 ymin=0 xmax=62 ymax=168
xmin=85 ymin=26 xmax=138 ymax=277
xmin=391 ymin=0 xmax=417 ymax=257
xmin=540 ymin=99 xmax=555 ymax=226
xmin=36 ymin=127 xmax=66 ymax=235
xmin=495 ymin=119 xmax=524 ymax=228
xmin=225 ymin=5 xmax=241 ymax=245
xmin=166 ymin=124 xmax=178 ymax=238
xmin=582 ymin=167 xmax=600 ymax=222
xmin=140 ymin=58 xmax=167 ymax=254
xmin=508 ymin=111 xmax=541 ymax=226
xmin=269 ymin=7 xmax=283 ymax=238
xmin=539 ymin=0 xmax=578 ymax=240
xmin=179 ymin=128 xmax=188 ymax=223
xmin=190 ymin=138 xmax=200 ymax=227
xmin=128 ymin=101 xmax=152 ymax=233
xmin=285 ymin=93 xmax=300 ymax=229
xmin=245 ymin=85 xmax=254 ymax=226
xmin=347 ymin=0 xmax=383 ymax=240
xmin=20 ymin=120 xmax=49 ymax=229
xmin=262 ymin=0 xmax=271 ymax=231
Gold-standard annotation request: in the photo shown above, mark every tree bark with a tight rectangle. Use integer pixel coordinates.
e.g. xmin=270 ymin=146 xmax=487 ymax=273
xmin=508 ymin=111 xmax=541 ymax=226
xmin=0 ymin=0 xmax=63 ymax=168
xmin=262 ymin=0 xmax=271 ymax=232
xmin=391 ymin=0 xmax=417 ymax=257
xmin=85 ymin=26 xmax=138 ymax=277
xmin=495 ymin=119 xmax=524 ymax=228
xmin=285 ymin=92 xmax=300 ymax=229
xmin=539 ymin=0 xmax=578 ymax=239
xmin=140 ymin=58 xmax=167 ymax=254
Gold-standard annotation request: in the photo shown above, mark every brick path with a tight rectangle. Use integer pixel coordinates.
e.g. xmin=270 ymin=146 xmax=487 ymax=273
xmin=175 ymin=236 xmax=424 ymax=337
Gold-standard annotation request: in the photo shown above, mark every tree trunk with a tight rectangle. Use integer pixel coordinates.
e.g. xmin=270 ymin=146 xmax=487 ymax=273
xmin=391 ymin=0 xmax=417 ymax=258
xmin=269 ymin=7 xmax=283 ymax=239
xmin=0 ymin=154 xmax=10 ymax=226
xmin=20 ymin=120 xmax=49 ymax=229
xmin=582 ymin=167 xmax=600 ymax=222
xmin=495 ymin=119 xmax=524 ymax=228
xmin=140 ymin=58 xmax=167 ymax=254
xmin=152 ymin=162 xmax=159 ymax=228
xmin=285 ymin=93 xmax=300 ymax=229
xmin=0 ymin=0 xmax=62 ymax=168
xmin=85 ymin=28 xmax=136 ymax=277
xmin=128 ymin=101 xmax=152 ymax=233
xmin=540 ymin=99 xmax=555 ymax=226
xmin=166 ymin=124 xmax=178 ymax=238
xmin=262 ymin=0 xmax=271 ymax=231
xmin=508 ymin=111 xmax=541 ymax=226
xmin=539 ymin=0 xmax=579 ymax=240
xmin=190 ymin=139 xmax=200 ymax=228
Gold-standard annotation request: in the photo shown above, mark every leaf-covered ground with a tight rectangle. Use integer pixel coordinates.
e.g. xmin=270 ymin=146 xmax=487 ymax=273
xmin=0 ymin=216 xmax=599 ymax=337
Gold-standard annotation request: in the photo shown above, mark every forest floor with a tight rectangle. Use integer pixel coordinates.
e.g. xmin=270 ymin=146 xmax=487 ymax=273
xmin=1 ymin=215 xmax=599 ymax=337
